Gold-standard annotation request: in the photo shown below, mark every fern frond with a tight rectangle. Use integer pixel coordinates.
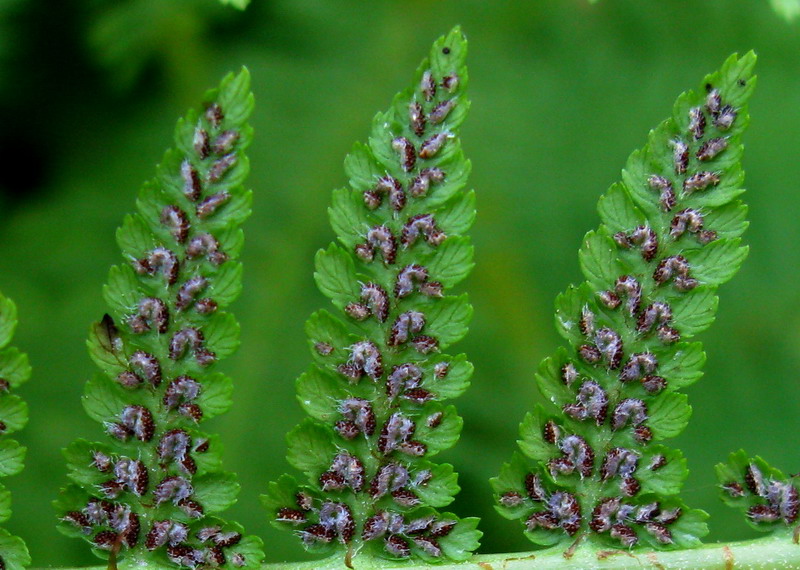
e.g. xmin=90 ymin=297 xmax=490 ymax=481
xmin=263 ymin=26 xmax=481 ymax=565
xmin=492 ymin=53 xmax=756 ymax=552
xmin=0 ymin=293 xmax=31 ymax=569
xmin=54 ymin=69 xmax=264 ymax=568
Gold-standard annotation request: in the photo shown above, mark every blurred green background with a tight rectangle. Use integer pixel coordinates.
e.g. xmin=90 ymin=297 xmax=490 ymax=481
xmin=2 ymin=0 xmax=800 ymax=565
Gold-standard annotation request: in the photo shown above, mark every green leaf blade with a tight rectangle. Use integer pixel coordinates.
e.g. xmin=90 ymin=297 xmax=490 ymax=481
xmin=0 ymin=528 xmax=31 ymax=569
xmin=285 ymin=420 xmax=339 ymax=478
xmin=0 ymin=440 xmax=25 ymax=478
xmin=314 ymin=244 xmax=359 ymax=309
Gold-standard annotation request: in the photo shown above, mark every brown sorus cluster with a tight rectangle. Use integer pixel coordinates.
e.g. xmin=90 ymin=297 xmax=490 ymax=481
xmin=722 ymin=463 xmax=800 ymax=525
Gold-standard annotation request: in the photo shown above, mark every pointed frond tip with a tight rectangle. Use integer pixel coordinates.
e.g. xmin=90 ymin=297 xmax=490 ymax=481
xmin=56 ymin=68 xmax=264 ymax=567
xmin=265 ymin=26 xmax=481 ymax=564
xmin=495 ymin=52 xmax=756 ymax=552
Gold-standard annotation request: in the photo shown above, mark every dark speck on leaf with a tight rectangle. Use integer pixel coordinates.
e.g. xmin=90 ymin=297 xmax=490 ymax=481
xmin=442 ymin=47 xmax=451 ymax=54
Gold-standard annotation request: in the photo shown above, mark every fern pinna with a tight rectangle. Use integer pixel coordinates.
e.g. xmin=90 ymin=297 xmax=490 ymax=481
xmin=263 ymin=27 xmax=481 ymax=566
xmin=492 ymin=53 xmax=756 ymax=552
xmin=0 ymin=293 xmax=31 ymax=570
xmin=717 ymin=451 xmax=800 ymax=537
xmin=54 ymin=69 xmax=264 ymax=568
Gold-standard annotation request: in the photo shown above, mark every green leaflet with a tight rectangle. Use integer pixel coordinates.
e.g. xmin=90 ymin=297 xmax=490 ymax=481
xmin=716 ymin=451 xmax=799 ymax=535
xmin=422 ymin=294 xmax=472 ymax=349
xmin=493 ymin=53 xmax=756 ymax=551
xmin=0 ymin=395 xmax=27 ymax=435
xmin=0 ymin=529 xmax=30 ymax=570
xmin=411 ymin=462 xmax=460 ymax=508
xmin=192 ymin=473 xmax=240 ymax=513
xmin=314 ymin=244 xmax=360 ymax=309
xmin=82 ymin=373 xmax=129 ymax=424
xmin=55 ymin=69 xmax=264 ymax=567
xmin=427 ymin=237 xmax=474 ymax=287
xmin=194 ymin=372 xmax=234 ymax=419
xmin=669 ymin=287 xmax=719 ymax=337
xmin=493 ymin=454 xmax=537 ymax=521
xmin=0 ymin=298 xmax=18 ymax=351
xmin=0 ymin=440 xmax=25 ymax=478
xmin=0 ymin=292 xmax=30 ymax=569
xmin=265 ymin=26 xmax=481 ymax=564
xmin=285 ymin=420 xmax=339 ymax=478
xmin=518 ymin=410 xmax=558 ymax=463
xmin=0 ymin=484 xmax=11 ymax=525
xmin=656 ymin=342 xmax=705 ymax=392
xmin=644 ymin=393 xmax=691 ymax=440
xmin=63 ymin=440 xmax=114 ymax=488
xmin=631 ymin=446 xmax=687 ymax=497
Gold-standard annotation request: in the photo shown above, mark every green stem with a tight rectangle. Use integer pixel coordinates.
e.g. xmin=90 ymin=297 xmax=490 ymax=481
xmin=43 ymin=535 xmax=800 ymax=569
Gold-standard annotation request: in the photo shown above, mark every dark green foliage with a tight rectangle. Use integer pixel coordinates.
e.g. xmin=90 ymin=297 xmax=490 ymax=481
xmin=0 ymin=293 xmax=31 ymax=569
xmin=493 ymin=53 xmax=756 ymax=551
xmin=263 ymin=27 xmax=481 ymax=564
xmin=86 ymin=0 xmax=245 ymax=90
xmin=54 ymin=69 xmax=264 ymax=568
xmin=220 ymin=0 xmax=249 ymax=9
xmin=717 ymin=451 xmax=800 ymax=535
